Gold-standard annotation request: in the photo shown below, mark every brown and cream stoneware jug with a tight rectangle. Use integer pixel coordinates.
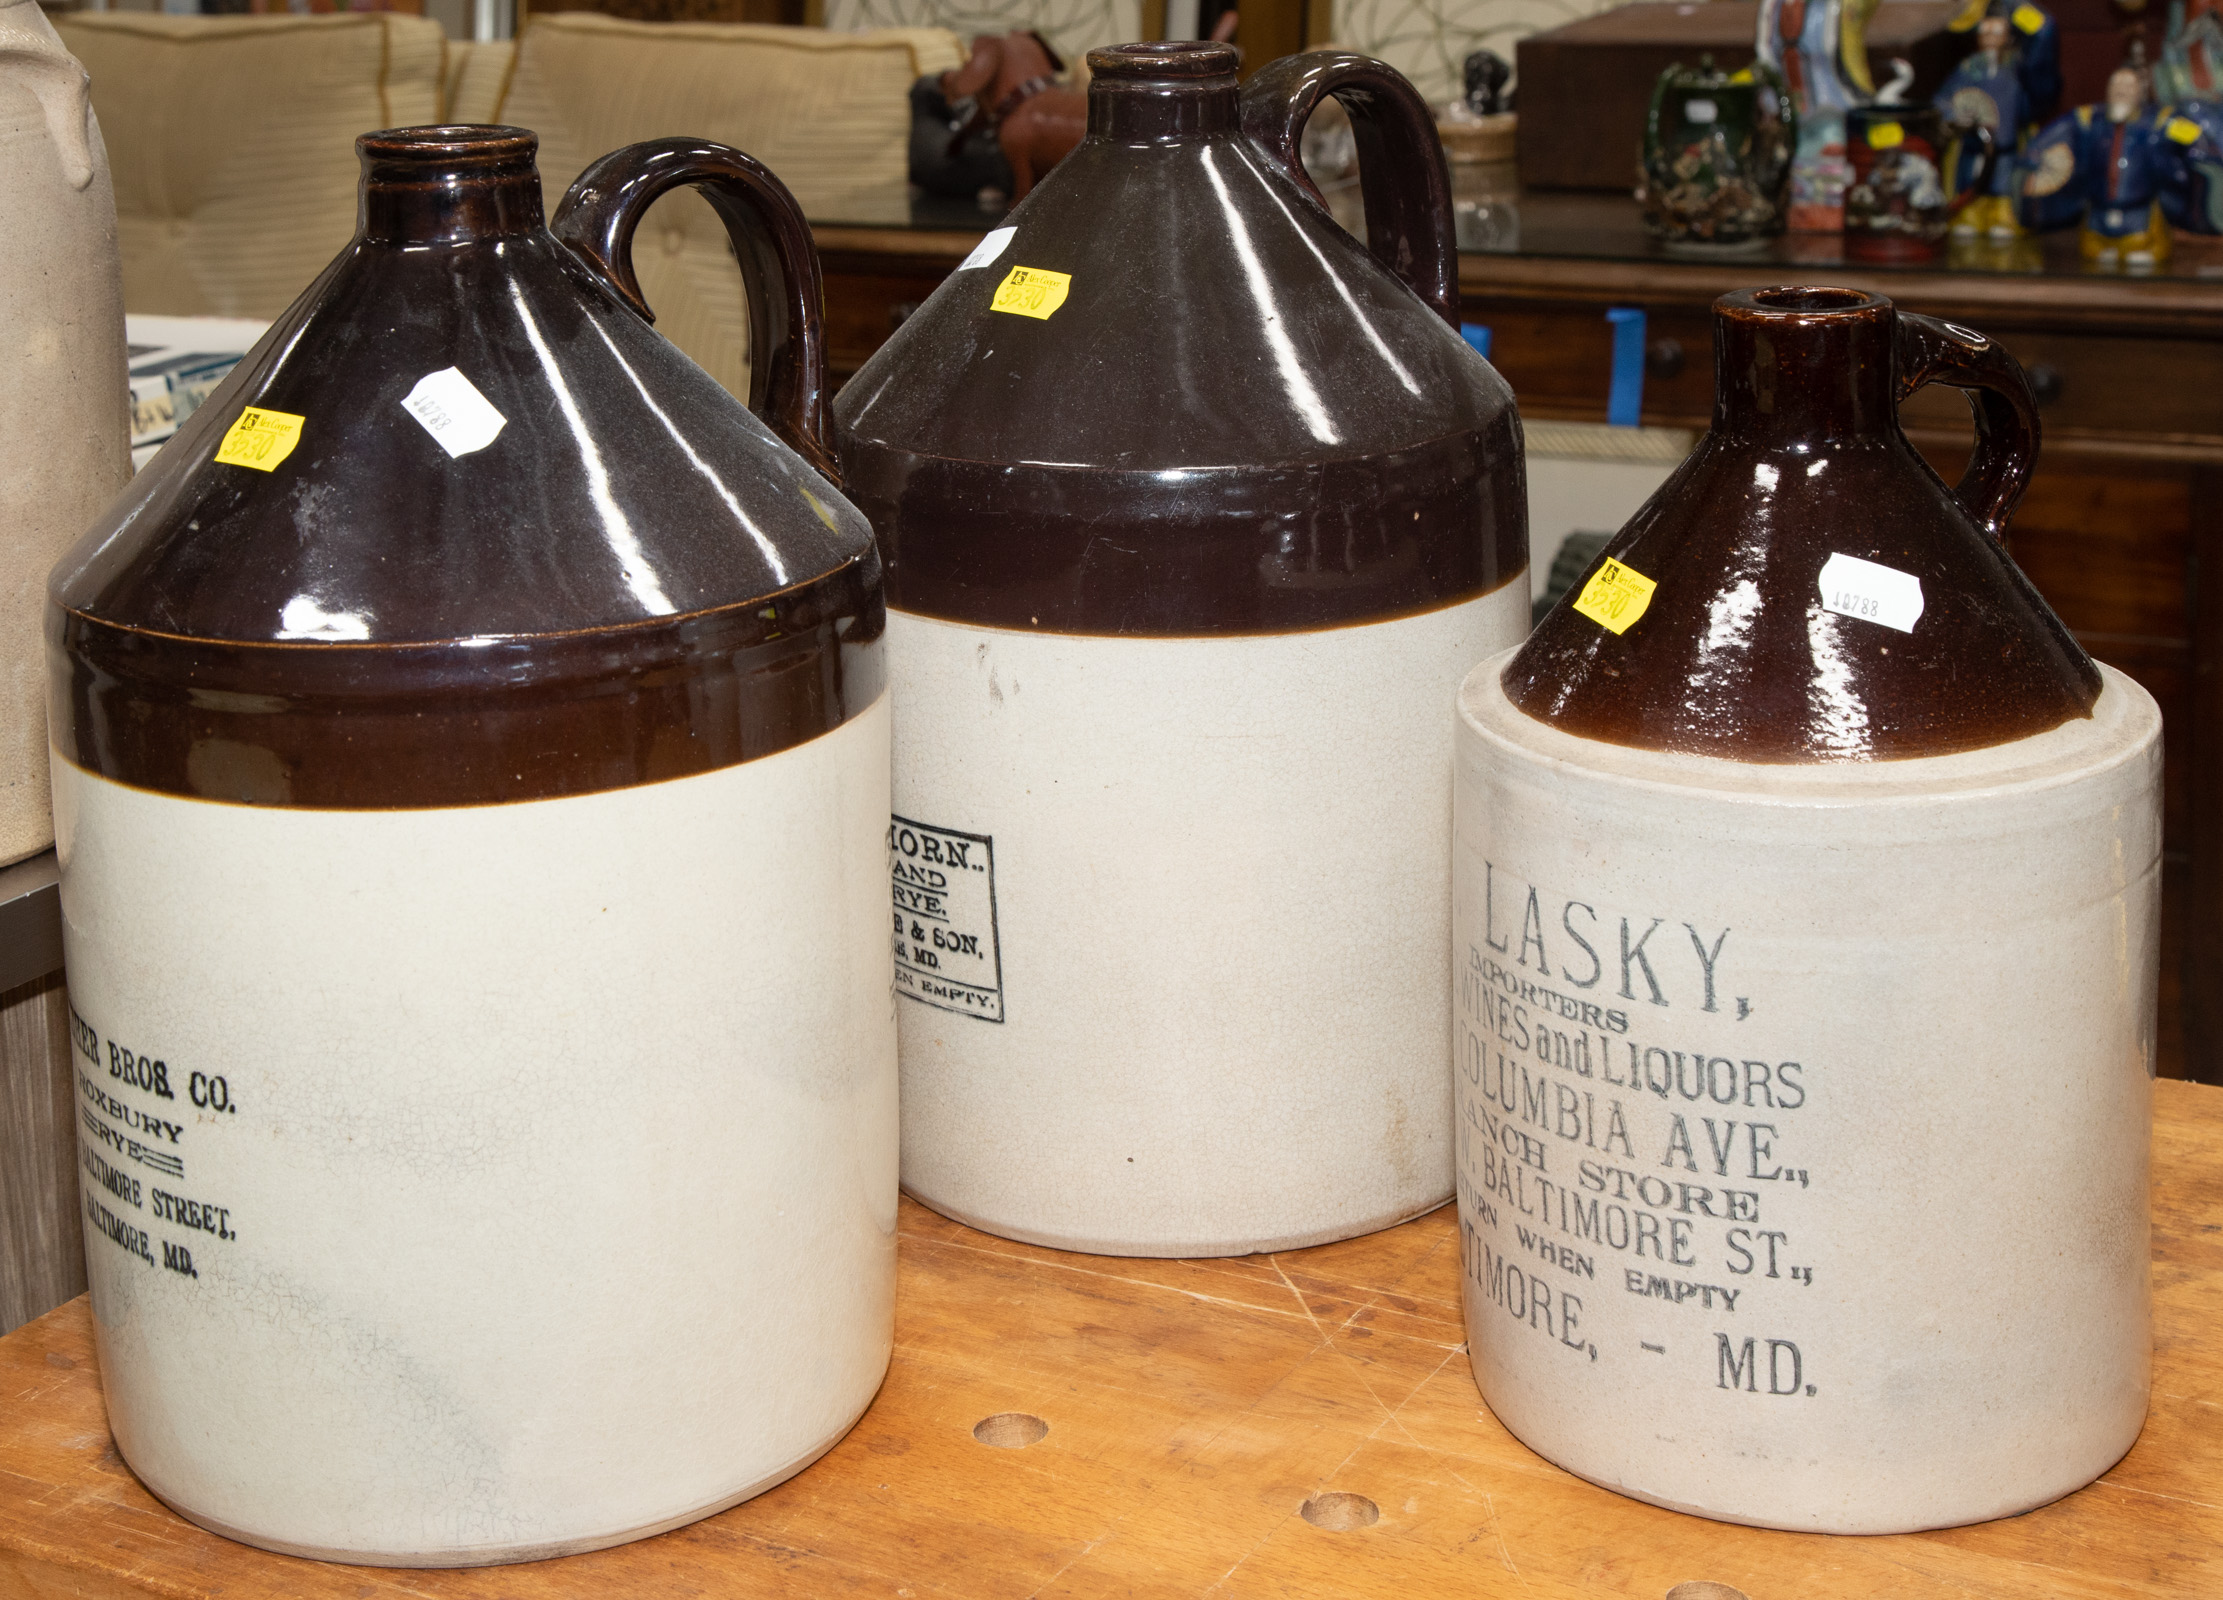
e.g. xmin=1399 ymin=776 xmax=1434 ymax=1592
xmin=1453 ymin=287 xmax=2158 ymax=1532
xmin=47 ymin=127 xmax=894 ymax=1565
xmin=1 ymin=0 xmax=128 ymax=865
xmin=835 ymin=42 xmax=1529 ymax=1257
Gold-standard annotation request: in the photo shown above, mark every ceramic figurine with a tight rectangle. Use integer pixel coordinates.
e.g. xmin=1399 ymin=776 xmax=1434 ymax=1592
xmin=0 ymin=0 xmax=128 ymax=866
xmin=1465 ymin=47 xmax=1513 ymax=114
xmin=1936 ymin=0 xmax=2062 ymax=236
xmin=1639 ymin=57 xmax=1798 ymax=251
xmin=1454 ymin=286 xmax=2157 ymax=1533
xmin=2155 ymin=0 xmax=2223 ymax=102
xmin=941 ymin=30 xmax=1087 ymax=199
xmin=1757 ymin=0 xmax=1880 ymax=228
xmin=49 ymin=127 xmax=896 ymax=1564
xmin=2160 ymin=97 xmax=2223 ymax=228
xmin=834 ymin=43 xmax=1529 ymax=1257
xmin=1842 ymin=102 xmax=1995 ymax=259
xmin=2019 ymin=64 xmax=2180 ymax=264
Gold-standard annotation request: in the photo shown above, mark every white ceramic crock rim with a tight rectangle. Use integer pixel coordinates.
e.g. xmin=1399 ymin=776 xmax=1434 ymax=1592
xmin=1459 ymin=652 xmax=2159 ymax=814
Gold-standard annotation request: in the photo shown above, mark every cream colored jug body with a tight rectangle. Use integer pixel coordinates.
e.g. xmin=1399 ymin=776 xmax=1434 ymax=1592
xmin=1453 ymin=653 xmax=2159 ymax=1533
xmin=1 ymin=0 xmax=127 ymax=863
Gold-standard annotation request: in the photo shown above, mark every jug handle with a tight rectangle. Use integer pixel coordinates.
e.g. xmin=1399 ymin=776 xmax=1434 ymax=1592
xmin=551 ymin=138 xmax=839 ymax=485
xmin=1238 ymin=52 xmax=1460 ymax=329
xmin=1894 ymin=311 xmax=2039 ymax=546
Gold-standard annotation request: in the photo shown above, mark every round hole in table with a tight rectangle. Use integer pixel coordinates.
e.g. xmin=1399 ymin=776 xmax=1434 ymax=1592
xmin=1299 ymin=1492 xmax=1381 ymax=1531
xmin=972 ymin=1412 xmax=1049 ymax=1448
xmin=1666 ymin=1583 xmax=1752 ymax=1600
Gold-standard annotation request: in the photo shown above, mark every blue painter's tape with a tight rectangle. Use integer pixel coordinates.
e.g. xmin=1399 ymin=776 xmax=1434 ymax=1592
xmin=1606 ymin=306 xmax=1646 ymax=427
xmin=1460 ymin=322 xmax=1493 ymax=360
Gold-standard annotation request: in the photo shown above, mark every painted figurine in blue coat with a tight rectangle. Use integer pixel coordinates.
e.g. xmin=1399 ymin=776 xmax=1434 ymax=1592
xmin=2019 ymin=65 xmax=2180 ymax=264
xmin=1936 ymin=0 xmax=2062 ymax=234
xmin=2159 ymin=98 xmax=2223 ymax=232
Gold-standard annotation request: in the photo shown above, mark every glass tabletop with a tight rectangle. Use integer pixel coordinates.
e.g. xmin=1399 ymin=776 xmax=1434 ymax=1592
xmin=811 ymin=178 xmax=2223 ymax=283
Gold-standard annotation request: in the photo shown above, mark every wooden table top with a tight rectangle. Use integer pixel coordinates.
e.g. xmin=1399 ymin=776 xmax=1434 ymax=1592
xmin=5 ymin=1080 xmax=2218 ymax=1599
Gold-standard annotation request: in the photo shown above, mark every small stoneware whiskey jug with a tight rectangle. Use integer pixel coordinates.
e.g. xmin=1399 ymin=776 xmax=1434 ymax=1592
xmin=835 ymin=43 xmax=1528 ymax=1257
xmin=48 ymin=127 xmax=895 ymax=1565
xmin=1453 ymin=287 xmax=2157 ymax=1533
xmin=1 ymin=0 xmax=128 ymax=864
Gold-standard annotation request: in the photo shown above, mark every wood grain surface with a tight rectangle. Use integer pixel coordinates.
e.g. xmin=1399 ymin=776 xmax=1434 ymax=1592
xmin=0 ymin=976 xmax=83 ymax=1338
xmin=4 ymin=1080 xmax=2217 ymax=1599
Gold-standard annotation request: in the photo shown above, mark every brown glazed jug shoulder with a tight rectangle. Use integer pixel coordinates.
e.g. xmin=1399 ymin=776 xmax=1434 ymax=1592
xmin=46 ymin=127 xmax=896 ymax=1566
xmin=837 ymin=44 xmax=1534 ymax=1261
xmin=53 ymin=127 xmax=882 ymax=808
xmin=1503 ymin=286 xmax=2097 ymax=760
xmin=835 ymin=41 xmax=1525 ymax=634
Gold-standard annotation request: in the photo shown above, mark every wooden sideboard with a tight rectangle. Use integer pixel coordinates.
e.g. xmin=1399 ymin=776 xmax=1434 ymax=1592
xmin=811 ymin=196 xmax=2223 ymax=1083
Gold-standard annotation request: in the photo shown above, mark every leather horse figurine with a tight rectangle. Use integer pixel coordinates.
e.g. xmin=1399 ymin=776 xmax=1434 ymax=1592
xmin=941 ymin=30 xmax=1085 ymax=200
xmin=938 ymin=14 xmax=1240 ymax=201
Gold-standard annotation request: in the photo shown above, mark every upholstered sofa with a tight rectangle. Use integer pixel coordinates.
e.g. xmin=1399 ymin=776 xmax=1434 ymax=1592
xmin=57 ymin=12 xmax=963 ymax=397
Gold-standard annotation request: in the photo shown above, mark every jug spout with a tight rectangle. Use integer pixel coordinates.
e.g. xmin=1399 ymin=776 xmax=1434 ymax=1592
xmin=1086 ymin=41 xmax=1238 ymax=142
xmin=1712 ymin=286 xmax=1900 ymax=447
xmin=358 ymin=124 xmax=544 ymax=245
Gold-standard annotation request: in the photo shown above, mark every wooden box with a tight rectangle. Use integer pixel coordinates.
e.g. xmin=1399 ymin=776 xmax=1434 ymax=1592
xmin=1516 ymin=0 xmax=1970 ymax=191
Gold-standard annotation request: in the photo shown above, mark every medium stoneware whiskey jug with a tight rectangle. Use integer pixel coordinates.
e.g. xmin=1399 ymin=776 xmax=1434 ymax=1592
xmin=1 ymin=0 xmax=128 ymax=864
xmin=1453 ymin=287 xmax=2157 ymax=1532
xmin=835 ymin=43 xmax=1528 ymax=1257
xmin=48 ymin=127 xmax=895 ymax=1565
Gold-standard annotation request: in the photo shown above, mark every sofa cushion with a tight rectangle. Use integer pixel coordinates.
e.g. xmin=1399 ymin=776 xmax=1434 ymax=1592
xmin=498 ymin=15 xmax=962 ymax=398
xmin=443 ymin=37 xmax=514 ymax=124
xmin=57 ymin=13 xmax=445 ymax=318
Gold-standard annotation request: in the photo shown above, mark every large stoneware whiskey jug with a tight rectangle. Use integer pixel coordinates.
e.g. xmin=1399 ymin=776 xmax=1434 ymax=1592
xmin=47 ymin=128 xmax=894 ymax=1565
xmin=1 ymin=0 xmax=128 ymax=863
xmin=836 ymin=43 xmax=1527 ymax=1257
xmin=1453 ymin=287 xmax=2158 ymax=1532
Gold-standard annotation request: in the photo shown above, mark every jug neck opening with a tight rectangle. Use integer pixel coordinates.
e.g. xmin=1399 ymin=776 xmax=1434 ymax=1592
xmin=1710 ymin=287 xmax=1901 ymax=447
xmin=1086 ymin=42 xmax=1238 ymax=141
xmin=359 ymin=126 xmax=545 ymax=245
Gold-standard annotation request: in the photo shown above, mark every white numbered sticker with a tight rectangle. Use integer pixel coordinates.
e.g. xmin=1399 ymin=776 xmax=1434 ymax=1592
xmin=1818 ymin=552 xmax=1924 ymax=633
xmin=400 ymin=367 xmax=507 ymax=459
xmin=958 ymin=227 xmax=1018 ymax=271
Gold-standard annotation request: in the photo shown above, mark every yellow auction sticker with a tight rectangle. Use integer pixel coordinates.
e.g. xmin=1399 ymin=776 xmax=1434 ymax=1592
xmin=2012 ymin=2 xmax=2045 ymax=32
xmin=1867 ymin=121 xmax=1905 ymax=149
xmin=1572 ymin=557 xmax=1658 ymax=635
xmin=2169 ymin=116 xmax=2204 ymax=146
xmin=213 ymin=407 xmax=305 ymax=472
xmin=990 ymin=265 xmax=1072 ymax=320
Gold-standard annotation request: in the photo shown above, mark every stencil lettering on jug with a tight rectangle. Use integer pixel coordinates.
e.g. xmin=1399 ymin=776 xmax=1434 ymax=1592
xmin=1459 ymin=861 xmax=1822 ymax=1394
xmin=150 ymin=1187 xmax=235 ymax=1241
xmin=81 ymin=1144 xmax=143 ymax=1209
xmin=1479 ymin=862 xmax=1746 ymax=1018
xmin=890 ymin=816 xmax=1005 ymax=1023
xmin=105 ymin=1038 xmax=175 ymax=1100
xmin=1462 ymin=1218 xmax=1597 ymax=1359
xmin=71 ymin=1010 xmax=241 ymax=1281
xmin=75 ymin=1069 xmax=182 ymax=1140
xmin=85 ymin=1193 xmax=154 ymax=1267
xmin=1717 ymin=1333 xmax=1813 ymax=1395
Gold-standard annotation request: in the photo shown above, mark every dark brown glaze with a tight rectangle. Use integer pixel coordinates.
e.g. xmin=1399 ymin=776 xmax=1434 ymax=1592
xmin=49 ymin=127 xmax=882 ymax=809
xmin=1503 ymin=287 xmax=2100 ymax=762
xmin=832 ymin=44 xmax=1526 ymax=637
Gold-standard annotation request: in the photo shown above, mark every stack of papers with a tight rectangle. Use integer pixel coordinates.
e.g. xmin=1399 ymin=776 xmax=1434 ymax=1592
xmin=126 ymin=315 xmax=270 ymax=470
